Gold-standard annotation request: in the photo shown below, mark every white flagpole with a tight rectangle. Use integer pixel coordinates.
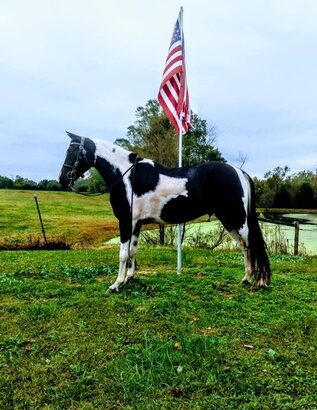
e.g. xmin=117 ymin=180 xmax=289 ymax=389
xmin=177 ymin=6 xmax=184 ymax=274
xmin=177 ymin=120 xmax=183 ymax=274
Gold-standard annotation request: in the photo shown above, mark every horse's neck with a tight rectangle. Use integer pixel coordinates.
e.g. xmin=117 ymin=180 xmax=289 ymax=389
xmin=93 ymin=138 xmax=132 ymax=186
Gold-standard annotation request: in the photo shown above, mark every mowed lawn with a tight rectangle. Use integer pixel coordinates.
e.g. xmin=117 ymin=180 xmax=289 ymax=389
xmin=0 ymin=190 xmax=117 ymax=246
xmin=0 ymin=247 xmax=316 ymax=409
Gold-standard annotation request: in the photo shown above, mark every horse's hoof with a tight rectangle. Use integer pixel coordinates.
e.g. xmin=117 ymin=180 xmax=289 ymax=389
xmin=107 ymin=285 xmax=120 ymax=293
xmin=257 ymin=282 xmax=269 ymax=289
xmin=123 ymin=275 xmax=133 ymax=285
xmin=241 ymin=278 xmax=252 ymax=286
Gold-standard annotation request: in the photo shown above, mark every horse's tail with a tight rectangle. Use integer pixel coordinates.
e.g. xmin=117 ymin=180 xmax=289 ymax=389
xmin=247 ymin=177 xmax=271 ymax=287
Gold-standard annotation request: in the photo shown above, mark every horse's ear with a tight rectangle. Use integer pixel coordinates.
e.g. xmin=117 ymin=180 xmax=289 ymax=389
xmin=66 ymin=131 xmax=81 ymax=142
xmin=66 ymin=131 xmax=75 ymax=139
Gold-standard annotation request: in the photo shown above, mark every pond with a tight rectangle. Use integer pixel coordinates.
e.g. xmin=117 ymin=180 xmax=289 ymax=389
xmin=185 ymin=214 xmax=317 ymax=255
xmin=106 ymin=213 xmax=317 ymax=255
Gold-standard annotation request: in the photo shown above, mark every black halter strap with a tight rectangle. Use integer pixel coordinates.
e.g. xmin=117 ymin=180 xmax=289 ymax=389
xmin=63 ymin=137 xmax=86 ymax=169
xmin=62 ymin=137 xmax=87 ymax=188
xmin=70 ymin=153 xmax=140 ymax=196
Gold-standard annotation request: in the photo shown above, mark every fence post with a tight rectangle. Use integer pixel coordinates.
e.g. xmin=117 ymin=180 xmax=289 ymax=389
xmin=294 ymin=221 xmax=299 ymax=255
xmin=34 ymin=195 xmax=48 ymax=245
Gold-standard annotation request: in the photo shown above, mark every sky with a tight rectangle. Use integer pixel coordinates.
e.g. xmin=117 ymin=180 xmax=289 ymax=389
xmin=0 ymin=0 xmax=316 ymax=182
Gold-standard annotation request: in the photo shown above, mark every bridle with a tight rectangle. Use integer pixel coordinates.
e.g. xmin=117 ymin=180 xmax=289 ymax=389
xmin=63 ymin=136 xmax=140 ymax=195
xmin=62 ymin=137 xmax=88 ymax=189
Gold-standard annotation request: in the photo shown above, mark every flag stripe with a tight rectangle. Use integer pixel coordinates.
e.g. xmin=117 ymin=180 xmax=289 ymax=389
xmin=165 ymin=46 xmax=182 ymax=66
xmin=158 ymin=88 xmax=180 ymax=131
xmin=157 ymin=12 xmax=191 ymax=135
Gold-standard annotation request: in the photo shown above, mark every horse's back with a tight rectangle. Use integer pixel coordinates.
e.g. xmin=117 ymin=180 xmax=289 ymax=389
xmin=186 ymin=162 xmax=246 ymax=202
xmin=159 ymin=161 xmax=250 ymax=225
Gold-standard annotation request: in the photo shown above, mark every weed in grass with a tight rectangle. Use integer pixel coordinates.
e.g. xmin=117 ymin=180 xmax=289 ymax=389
xmin=24 ymin=303 xmax=58 ymax=321
xmin=59 ymin=263 xmax=116 ymax=282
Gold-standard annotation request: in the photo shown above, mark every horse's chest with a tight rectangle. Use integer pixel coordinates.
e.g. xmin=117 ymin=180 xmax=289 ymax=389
xmin=133 ymin=174 xmax=188 ymax=222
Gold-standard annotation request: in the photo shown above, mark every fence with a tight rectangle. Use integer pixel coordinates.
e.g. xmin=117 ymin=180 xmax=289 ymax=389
xmin=258 ymin=212 xmax=317 ymax=255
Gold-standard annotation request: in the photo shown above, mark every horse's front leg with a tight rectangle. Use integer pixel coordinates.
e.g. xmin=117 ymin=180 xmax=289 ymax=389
xmin=124 ymin=221 xmax=142 ymax=284
xmin=108 ymin=240 xmax=130 ymax=292
xmin=108 ymin=220 xmax=141 ymax=292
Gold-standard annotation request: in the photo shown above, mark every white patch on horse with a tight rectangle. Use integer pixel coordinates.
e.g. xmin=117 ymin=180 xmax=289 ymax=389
xmin=139 ymin=159 xmax=155 ymax=167
xmin=94 ymin=138 xmax=131 ymax=172
xmin=234 ymin=167 xmax=251 ymax=244
xmin=93 ymin=138 xmax=133 ymax=203
xmin=133 ymin=174 xmax=188 ymax=222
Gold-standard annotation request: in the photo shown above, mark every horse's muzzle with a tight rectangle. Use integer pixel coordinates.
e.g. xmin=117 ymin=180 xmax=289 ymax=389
xmin=59 ymin=171 xmax=71 ymax=189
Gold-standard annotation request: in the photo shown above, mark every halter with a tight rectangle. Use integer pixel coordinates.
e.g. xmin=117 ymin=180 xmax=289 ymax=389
xmin=62 ymin=137 xmax=87 ymax=188
xmin=63 ymin=137 xmax=140 ymax=196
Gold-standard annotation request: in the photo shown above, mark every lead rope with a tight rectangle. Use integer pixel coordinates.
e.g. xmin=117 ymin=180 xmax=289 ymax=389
xmin=70 ymin=162 xmax=135 ymax=196
xmin=128 ymin=155 xmax=139 ymax=264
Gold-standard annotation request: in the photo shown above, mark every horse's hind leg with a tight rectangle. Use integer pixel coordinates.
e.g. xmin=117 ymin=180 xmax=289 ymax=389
xmin=220 ymin=223 xmax=254 ymax=284
xmin=242 ymin=248 xmax=253 ymax=284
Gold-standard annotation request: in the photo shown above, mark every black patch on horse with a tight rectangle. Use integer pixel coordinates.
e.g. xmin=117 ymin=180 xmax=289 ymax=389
xmin=130 ymin=162 xmax=160 ymax=196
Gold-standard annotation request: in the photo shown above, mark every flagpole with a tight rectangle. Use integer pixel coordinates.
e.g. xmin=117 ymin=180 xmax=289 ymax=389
xmin=177 ymin=120 xmax=183 ymax=274
xmin=177 ymin=6 xmax=184 ymax=274
xmin=157 ymin=6 xmax=189 ymax=274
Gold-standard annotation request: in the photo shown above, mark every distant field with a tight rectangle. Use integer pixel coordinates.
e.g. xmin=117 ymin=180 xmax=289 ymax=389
xmin=0 ymin=190 xmax=118 ymax=247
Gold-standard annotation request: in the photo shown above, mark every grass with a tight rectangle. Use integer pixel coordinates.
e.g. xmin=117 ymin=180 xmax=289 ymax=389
xmin=1 ymin=190 xmax=316 ymax=407
xmin=0 ymin=190 xmax=117 ymax=247
xmin=0 ymin=247 xmax=316 ymax=409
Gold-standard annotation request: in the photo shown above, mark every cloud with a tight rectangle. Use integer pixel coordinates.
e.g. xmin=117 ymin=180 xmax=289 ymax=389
xmin=0 ymin=0 xmax=316 ymax=181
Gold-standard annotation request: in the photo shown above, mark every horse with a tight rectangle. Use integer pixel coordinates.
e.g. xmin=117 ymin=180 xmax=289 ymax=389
xmin=59 ymin=131 xmax=271 ymax=292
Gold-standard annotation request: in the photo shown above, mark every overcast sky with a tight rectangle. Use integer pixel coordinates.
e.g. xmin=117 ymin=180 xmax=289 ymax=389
xmin=0 ymin=0 xmax=316 ymax=181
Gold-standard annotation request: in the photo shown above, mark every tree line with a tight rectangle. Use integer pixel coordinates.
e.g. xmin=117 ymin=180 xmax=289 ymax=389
xmin=0 ymin=175 xmax=61 ymax=191
xmin=254 ymin=166 xmax=317 ymax=209
xmin=1 ymin=100 xmax=316 ymax=209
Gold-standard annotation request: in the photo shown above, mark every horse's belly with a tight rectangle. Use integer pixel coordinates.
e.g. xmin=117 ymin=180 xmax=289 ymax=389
xmin=160 ymin=194 xmax=206 ymax=224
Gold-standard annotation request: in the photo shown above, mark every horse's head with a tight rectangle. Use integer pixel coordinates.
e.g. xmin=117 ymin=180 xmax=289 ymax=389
xmin=59 ymin=132 xmax=96 ymax=189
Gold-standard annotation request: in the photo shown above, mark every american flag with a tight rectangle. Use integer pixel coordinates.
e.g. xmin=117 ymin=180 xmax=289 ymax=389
xmin=158 ymin=11 xmax=191 ymax=135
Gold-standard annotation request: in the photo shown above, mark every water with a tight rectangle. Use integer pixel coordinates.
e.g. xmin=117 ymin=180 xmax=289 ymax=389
xmin=106 ymin=214 xmax=317 ymax=255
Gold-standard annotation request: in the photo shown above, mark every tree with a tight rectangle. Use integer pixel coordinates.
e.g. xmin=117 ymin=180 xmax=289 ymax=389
xmin=264 ymin=166 xmax=291 ymax=193
xmin=80 ymin=169 xmax=106 ymax=193
xmin=38 ymin=179 xmax=61 ymax=191
xmin=255 ymin=167 xmax=317 ymax=209
xmin=294 ymin=182 xmax=315 ymax=208
xmin=257 ymin=166 xmax=292 ymax=208
xmin=114 ymin=99 xmax=225 ymax=166
xmin=13 ymin=175 xmax=37 ymax=190
xmin=0 ymin=175 xmax=14 ymax=189
xmin=182 ymin=114 xmax=225 ymax=166
xmin=273 ymin=185 xmax=293 ymax=208
xmin=116 ymin=99 xmax=178 ymax=167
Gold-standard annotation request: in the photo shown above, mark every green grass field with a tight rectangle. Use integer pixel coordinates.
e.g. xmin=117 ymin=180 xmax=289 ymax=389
xmin=1 ymin=189 xmax=316 ymax=408
xmin=0 ymin=248 xmax=316 ymax=409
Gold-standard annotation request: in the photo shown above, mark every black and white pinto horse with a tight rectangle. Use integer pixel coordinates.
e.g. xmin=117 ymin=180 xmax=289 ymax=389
xmin=59 ymin=132 xmax=270 ymax=291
